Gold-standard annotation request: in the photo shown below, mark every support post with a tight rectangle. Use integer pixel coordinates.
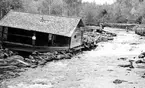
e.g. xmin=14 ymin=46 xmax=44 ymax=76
xmin=52 ymin=34 xmax=54 ymax=45
xmin=32 ymin=32 xmax=36 ymax=46
xmin=1 ymin=27 xmax=4 ymax=48
xmin=32 ymin=32 xmax=36 ymax=52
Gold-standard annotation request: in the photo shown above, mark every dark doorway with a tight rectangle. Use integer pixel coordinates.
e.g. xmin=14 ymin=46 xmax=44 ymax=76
xmin=35 ymin=32 xmax=48 ymax=46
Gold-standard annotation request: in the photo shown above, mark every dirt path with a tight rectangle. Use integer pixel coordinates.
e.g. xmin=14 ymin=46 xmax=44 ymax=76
xmin=5 ymin=27 xmax=145 ymax=88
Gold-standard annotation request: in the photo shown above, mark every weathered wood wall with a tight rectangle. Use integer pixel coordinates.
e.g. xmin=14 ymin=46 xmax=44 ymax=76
xmin=70 ymin=27 xmax=82 ymax=48
xmin=0 ymin=26 xmax=8 ymax=43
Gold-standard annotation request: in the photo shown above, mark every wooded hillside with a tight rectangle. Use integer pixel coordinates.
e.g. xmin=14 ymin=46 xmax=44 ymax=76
xmin=1 ymin=0 xmax=145 ymax=25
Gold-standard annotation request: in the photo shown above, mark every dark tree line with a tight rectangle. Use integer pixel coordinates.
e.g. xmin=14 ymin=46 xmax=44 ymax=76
xmin=1 ymin=0 xmax=145 ymax=25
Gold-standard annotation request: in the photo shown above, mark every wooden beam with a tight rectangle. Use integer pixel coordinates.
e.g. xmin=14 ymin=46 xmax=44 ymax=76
xmin=80 ymin=27 xmax=83 ymax=45
xmin=3 ymin=41 xmax=32 ymax=46
xmin=8 ymin=33 xmax=32 ymax=38
xmin=1 ymin=27 xmax=4 ymax=46
xmin=69 ymin=37 xmax=71 ymax=49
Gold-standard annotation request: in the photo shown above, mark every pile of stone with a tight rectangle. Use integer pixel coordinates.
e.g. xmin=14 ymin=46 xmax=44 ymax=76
xmin=0 ymin=49 xmax=26 ymax=80
xmin=0 ymin=48 xmax=80 ymax=80
xmin=83 ymin=28 xmax=116 ymax=50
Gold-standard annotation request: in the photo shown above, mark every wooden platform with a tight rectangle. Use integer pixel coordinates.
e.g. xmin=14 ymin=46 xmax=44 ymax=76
xmin=3 ymin=41 xmax=69 ymax=52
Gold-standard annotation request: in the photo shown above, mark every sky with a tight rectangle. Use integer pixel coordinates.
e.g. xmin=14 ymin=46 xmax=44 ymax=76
xmin=82 ymin=0 xmax=116 ymax=5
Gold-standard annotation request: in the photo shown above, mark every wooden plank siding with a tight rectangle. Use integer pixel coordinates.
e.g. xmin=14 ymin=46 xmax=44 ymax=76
xmin=0 ymin=26 xmax=8 ymax=45
xmin=70 ymin=27 xmax=82 ymax=48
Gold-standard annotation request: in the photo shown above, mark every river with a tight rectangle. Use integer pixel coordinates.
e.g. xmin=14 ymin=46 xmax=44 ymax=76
xmin=6 ymin=27 xmax=145 ymax=88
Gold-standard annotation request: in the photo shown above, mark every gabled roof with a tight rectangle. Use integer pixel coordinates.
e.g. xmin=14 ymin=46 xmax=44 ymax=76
xmin=0 ymin=10 xmax=84 ymax=37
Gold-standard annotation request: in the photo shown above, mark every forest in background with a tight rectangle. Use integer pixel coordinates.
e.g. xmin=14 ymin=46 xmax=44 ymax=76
xmin=0 ymin=0 xmax=145 ymax=25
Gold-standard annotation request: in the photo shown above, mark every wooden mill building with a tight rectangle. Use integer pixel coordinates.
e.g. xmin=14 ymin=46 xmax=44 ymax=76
xmin=0 ymin=10 xmax=85 ymax=52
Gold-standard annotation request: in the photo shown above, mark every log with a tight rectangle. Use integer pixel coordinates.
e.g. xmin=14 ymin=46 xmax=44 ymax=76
xmin=0 ymin=66 xmax=18 ymax=69
xmin=6 ymin=55 xmax=24 ymax=62
xmin=55 ymin=54 xmax=65 ymax=60
xmin=0 ymin=63 xmax=9 ymax=66
xmin=15 ymin=59 xmax=30 ymax=66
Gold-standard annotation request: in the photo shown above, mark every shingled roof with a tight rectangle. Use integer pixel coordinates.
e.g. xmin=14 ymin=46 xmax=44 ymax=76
xmin=0 ymin=10 xmax=84 ymax=37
